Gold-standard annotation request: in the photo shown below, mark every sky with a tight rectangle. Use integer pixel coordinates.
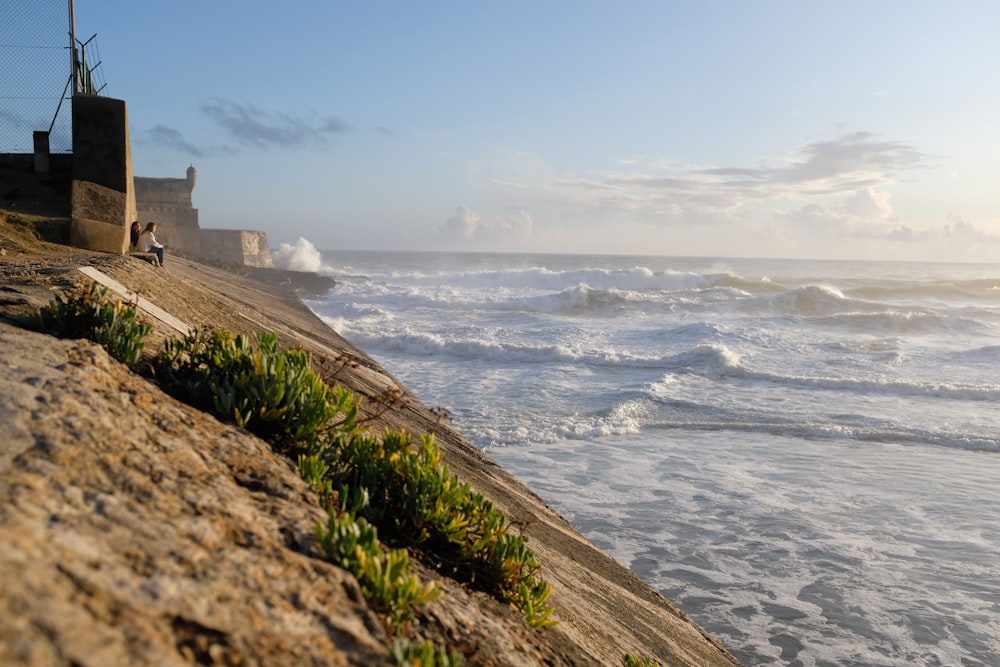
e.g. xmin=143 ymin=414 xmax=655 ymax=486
xmin=65 ymin=1 xmax=1000 ymax=261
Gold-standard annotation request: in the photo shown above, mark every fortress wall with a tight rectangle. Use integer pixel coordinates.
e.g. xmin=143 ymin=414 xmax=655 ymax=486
xmin=134 ymin=175 xmax=201 ymax=237
xmin=133 ymin=178 xmax=192 ymax=206
xmin=134 ymin=167 xmax=273 ymax=268
xmin=197 ymin=229 xmax=274 ymax=268
xmin=69 ymin=95 xmax=136 ymax=253
xmin=134 ymin=206 xmax=200 ymax=248
xmin=134 ymin=169 xmax=200 ymax=249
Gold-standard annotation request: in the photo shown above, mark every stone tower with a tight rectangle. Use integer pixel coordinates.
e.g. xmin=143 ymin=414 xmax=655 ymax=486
xmin=133 ymin=168 xmax=199 ymax=242
xmin=133 ymin=166 xmax=273 ymax=268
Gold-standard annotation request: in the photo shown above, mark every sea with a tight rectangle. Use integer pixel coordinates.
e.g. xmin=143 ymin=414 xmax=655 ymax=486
xmin=275 ymin=243 xmax=1000 ymax=667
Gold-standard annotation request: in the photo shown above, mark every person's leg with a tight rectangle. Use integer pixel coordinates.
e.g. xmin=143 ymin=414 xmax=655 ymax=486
xmin=154 ymin=247 xmax=165 ymax=266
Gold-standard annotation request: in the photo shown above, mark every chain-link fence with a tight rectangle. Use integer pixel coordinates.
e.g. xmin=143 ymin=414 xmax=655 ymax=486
xmin=1 ymin=2 xmax=76 ymax=153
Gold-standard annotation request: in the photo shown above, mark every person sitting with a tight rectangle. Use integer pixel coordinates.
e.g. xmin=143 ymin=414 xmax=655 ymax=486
xmin=129 ymin=221 xmax=141 ymax=250
xmin=136 ymin=222 xmax=165 ymax=266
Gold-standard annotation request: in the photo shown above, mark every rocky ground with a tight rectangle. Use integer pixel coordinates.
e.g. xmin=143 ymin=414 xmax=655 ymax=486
xmin=0 ymin=208 xmax=741 ymax=666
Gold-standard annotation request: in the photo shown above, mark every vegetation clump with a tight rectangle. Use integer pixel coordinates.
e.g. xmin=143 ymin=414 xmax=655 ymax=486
xmin=154 ymin=328 xmax=358 ymax=445
xmin=36 ymin=281 xmax=151 ymax=365
xmin=152 ymin=327 xmax=555 ymax=629
xmin=316 ymin=487 xmax=441 ymax=632
xmin=313 ymin=429 xmax=556 ymax=628
xmin=622 ymin=655 xmax=662 ymax=666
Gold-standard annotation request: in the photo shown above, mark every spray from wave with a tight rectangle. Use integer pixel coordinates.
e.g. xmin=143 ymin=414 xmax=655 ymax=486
xmin=271 ymin=237 xmax=329 ymax=273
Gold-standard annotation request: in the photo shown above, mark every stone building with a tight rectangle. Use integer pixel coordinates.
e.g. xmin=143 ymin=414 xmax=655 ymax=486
xmin=133 ymin=165 xmax=199 ymax=240
xmin=134 ymin=165 xmax=272 ymax=268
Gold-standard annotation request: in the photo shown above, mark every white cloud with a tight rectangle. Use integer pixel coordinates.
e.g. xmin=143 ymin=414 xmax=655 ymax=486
xmin=437 ymin=206 xmax=534 ymax=240
xmin=780 ymin=195 xmax=1000 ymax=249
xmin=439 ymin=206 xmax=481 ymax=238
xmin=873 ymin=216 xmax=1000 ymax=245
xmin=490 ymin=132 xmax=925 ymax=224
xmin=780 ymin=187 xmax=897 ymax=232
xmin=841 ymin=188 xmax=893 ymax=220
xmin=491 ymin=208 xmax=534 ymax=235
xmin=941 ymin=214 xmax=999 ymax=242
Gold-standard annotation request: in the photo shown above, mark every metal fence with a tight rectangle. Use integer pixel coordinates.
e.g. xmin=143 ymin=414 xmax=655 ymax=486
xmin=0 ymin=1 xmax=106 ymax=154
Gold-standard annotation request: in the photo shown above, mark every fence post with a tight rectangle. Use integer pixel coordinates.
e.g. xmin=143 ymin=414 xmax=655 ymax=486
xmin=69 ymin=0 xmax=78 ymax=94
xmin=33 ymin=131 xmax=52 ymax=173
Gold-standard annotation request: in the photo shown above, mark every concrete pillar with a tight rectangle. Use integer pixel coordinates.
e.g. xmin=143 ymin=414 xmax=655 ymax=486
xmin=69 ymin=95 xmax=137 ymax=254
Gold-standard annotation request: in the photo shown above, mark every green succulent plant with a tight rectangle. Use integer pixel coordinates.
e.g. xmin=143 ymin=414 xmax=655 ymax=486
xmin=154 ymin=328 xmax=358 ymax=445
xmin=36 ymin=281 xmax=152 ymax=365
xmin=151 ymin=325 xmax=555 ymax=648
xmin=391 ymin=639 xmax=464 ymax=667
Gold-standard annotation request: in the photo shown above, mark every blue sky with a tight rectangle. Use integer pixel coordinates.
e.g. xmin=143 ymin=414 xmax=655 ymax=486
xmin=70 ymin=1 xmax=1000 ymax=261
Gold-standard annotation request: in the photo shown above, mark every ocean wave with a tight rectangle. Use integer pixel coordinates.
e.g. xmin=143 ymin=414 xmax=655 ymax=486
xmin=643 ymin=416 xmax=1000 ymax=453
xmin=949 ymin=345 xmax=1000 ymax=363
xmin=320 ymin=316 xmax=739 ymax=369
xmin=706 ymin=272 xmax=787 ymax=295
xmin=812 ymin=310 xmax=958 ymax=335
xmin=651 ymin=345 xmax=1000 ymax=401
xmin=660 ymin=344 xmax=744 ymax=378
xmin=473 ymin=400 xmax=651 ymax=448
xmin=474 ymin=389 xmax=1000 ymax=453
xmin=741 ymin=286 xmax=984 ymax=335
xmin=324 ymin=321 xmax=584 ymax=363
xmin=506 ymin=284 xmax=633 ymax=314
xmin=827 ymin=337 xmax=904 ymax=353
xmin=849 ymin=277 xmax=1000 ymax=302
xmin=754 ymin=284 xmax=884 ymax=316
xmin=332 ymin=263 xmax=716 ymax=293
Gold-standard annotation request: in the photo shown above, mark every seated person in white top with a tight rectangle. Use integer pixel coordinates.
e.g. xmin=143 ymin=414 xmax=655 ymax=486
xmin=136 ymin=222 xmax=165 ymax=266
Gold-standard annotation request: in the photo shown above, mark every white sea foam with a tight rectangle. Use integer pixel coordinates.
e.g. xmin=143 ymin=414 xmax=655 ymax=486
xmin=310 ymin=250 xmax=1000 ymax=665
xmin=271 ymin=237 xmax=330 ymax=273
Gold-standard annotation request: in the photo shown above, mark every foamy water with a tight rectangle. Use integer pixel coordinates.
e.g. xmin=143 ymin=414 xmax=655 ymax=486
xmin=295 ymin=246 xmax=1000 ymax=666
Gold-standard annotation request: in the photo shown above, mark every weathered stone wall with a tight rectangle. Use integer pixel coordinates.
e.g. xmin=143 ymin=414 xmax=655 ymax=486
xmin=198 ymin=229 xmax=274 ymax=267
xmin=69 ymin=95 xmax=137 ymax=253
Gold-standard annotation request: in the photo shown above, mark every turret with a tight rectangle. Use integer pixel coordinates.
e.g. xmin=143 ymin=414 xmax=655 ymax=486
xmin=186 ymin=164 xmax=197 ymax=192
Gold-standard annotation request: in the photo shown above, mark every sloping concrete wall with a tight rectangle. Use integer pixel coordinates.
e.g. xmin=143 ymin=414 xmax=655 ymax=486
xmin=69 ymin=95 xmax=136 ymax=253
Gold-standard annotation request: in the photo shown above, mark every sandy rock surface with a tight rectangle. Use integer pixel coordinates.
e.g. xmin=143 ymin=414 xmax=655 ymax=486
xmin=0 ymin=250 xmax=741 ymax=666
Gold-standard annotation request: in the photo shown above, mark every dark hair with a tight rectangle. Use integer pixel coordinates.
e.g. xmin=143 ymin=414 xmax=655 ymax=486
xmin=142 ymin=222 xmax=156 ymax=232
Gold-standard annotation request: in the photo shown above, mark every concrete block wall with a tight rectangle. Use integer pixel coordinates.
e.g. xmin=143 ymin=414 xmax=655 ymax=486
xmin=69 ymin=95 xmax=136 ymax=253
